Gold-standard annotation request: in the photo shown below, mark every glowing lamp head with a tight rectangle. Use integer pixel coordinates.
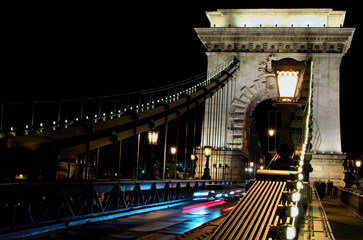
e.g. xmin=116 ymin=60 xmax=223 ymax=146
xmin=170 ymin=146 xmax=177 ymax=155
xmin=204 ymin=146 xmax=212 ymax=157
xmin=190 ymin=154 xmax=196 ymax=161
xmin=147 ymin=131 xmax=159 ymax=145
xmin=276 ymin=71 xmax=299 ymax=102
xmin=272 ymin=58 xmax=305 ymax=103
xmin=268 ymin=129 xmax=275 ymax=136
xmin=356 ymin=160 xmax=361 ymax=168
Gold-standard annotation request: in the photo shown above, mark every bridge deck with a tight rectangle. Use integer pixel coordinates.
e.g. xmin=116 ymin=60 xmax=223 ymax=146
xmin=174 ymin=184 xmax=362 ymax=240
xmin=0 ymin=179 xmax=235 ymax=239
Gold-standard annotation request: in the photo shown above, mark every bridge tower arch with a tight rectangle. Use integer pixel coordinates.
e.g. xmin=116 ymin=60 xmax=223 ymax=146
xmin=195 ymin=9 xmax=354 ymax=186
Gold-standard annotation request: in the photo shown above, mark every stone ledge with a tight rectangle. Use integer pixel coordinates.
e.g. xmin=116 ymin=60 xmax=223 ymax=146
xmin=310 ymin=153 xmax=346 ymax=187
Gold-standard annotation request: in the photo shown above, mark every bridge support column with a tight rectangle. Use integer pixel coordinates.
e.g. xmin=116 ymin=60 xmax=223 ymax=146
xmin=311 ymin=54 xmax=343 ymax=153
xmin=195 ymin=9 xmax=355 ymax=188
xmin=310 ymin=54 xmax=347 ymax=188
xmin=310 ymin=153 xmax=346 ymax=188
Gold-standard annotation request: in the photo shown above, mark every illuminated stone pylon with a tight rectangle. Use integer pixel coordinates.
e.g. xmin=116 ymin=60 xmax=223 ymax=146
xmin=195 ymin=9 xmax=355 ymax=186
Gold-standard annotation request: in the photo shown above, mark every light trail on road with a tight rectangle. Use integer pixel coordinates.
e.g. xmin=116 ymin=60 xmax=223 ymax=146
xmin=182 ymin=199 xmax=227 ymax=214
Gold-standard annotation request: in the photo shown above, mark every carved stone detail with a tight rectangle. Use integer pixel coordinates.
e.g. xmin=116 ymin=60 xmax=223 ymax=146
xmin=195 ymin=28 xmax=354 ymax=54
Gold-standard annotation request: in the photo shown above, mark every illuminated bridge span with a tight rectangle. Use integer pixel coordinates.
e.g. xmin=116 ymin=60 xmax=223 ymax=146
xmin=0 ymin=58 xmax=239 ymax=237
xmin=0 ymin=8 xmax=355 ymax=186
xmin=0 ymin=8 xmax=358 ymax=240
xmin=1 ymin=57 xmax=238 ymax=181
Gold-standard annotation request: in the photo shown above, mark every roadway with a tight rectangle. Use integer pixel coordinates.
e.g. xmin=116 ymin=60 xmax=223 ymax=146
xmin=24 ymin=199 xmax=239 ymax=240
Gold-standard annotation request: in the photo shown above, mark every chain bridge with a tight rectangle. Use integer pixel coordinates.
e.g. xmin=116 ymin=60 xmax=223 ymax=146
xmin=1 ymin=8 xmax=361 ymax=240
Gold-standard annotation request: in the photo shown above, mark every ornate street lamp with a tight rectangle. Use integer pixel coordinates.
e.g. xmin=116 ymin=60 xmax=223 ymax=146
xmin=169 ymin=146 xmax=177 ymax=179
xmin=273 ymin=58 xmax=305 ymax=104
xmin=202 ymin=146 xmax=212 ymax=180
xmin=276 ymin=71 xmax=300 ymax=103
xmin=355 ymin=160 xmax=361 ymax=181
xmin=269 ymin=59 xmax=305 ymax=170
xmin=190 ymin=153 xmax=196 ymax=179
xmin=146 ymin=130 xmax=159 ymax=179
xmin=147 ymin=130 xmax=159 ymax=145
xmin=204 ymin=146 xmax=212 ymax=158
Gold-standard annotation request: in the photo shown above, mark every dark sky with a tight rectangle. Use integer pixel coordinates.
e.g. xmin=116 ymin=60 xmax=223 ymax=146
xmin=3 ymin=2 xmax=362 ymax=158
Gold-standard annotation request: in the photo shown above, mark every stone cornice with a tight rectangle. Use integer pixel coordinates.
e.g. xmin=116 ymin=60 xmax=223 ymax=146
xmin=195 ymin=27 xmax=355 ymax=54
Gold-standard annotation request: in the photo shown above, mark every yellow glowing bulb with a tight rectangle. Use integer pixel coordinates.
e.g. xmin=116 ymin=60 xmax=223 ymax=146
xmin=268 ymin=129 xmax=275 ymax=136
xmin=356 ymin=160 xmax=361 ymax=168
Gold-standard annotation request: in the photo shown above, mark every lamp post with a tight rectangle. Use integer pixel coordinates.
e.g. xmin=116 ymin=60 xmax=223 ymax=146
xmin=201 ymin=146 xmax=212 ymax=180
xmin=190 ymin=153 xmax=196 ymax=179
xmin=355 ymin=160 xmax=361 ymax=182
xmin=249 ymin=161 xmax=255 ymax=179
xmin=147 ymin=130 xmax=159 ymax=180
xmin=169 ymin=146 xmax=177 ymax=179
xmin=271 ymin=59 xmax=304 ymax=170
xmin=267 ymin=111 xmax=277 ymax=154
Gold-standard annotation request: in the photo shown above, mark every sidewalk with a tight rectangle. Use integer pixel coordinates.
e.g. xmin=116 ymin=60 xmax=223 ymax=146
xmin=298 ymin=186 xmax=335 ymax=240
xmin=322 ymin=197 xmax=363 ymax=240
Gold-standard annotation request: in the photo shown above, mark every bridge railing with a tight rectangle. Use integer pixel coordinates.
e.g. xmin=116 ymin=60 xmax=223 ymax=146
xmin=0 ymin=179 xmax=235 ymax=233
xmin=0 ymin=57 xmax=236 ymax=135
xmin=333 ymin=187 xmax=363 ymax=218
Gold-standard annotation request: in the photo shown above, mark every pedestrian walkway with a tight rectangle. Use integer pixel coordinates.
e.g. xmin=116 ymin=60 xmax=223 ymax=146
xmin=298 ymin=186 xmax=335 ymax=240
xmin=322 ymin=197 xmax=363 ymax=240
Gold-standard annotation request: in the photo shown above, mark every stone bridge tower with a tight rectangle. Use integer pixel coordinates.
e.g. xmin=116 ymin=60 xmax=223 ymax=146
xmin=195 ymin=9 xmax=354 ymax=186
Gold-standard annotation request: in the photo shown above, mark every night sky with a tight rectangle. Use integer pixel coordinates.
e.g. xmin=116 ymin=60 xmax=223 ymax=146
xmin=3 ymin=3 xmax=362 ymax=158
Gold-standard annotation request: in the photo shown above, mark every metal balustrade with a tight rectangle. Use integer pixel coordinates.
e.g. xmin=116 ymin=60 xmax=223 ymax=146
xmin=0 ymin=180 xmax=235 ymax=234
xmin=334 ymin=187 xmax=363 ymax=218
